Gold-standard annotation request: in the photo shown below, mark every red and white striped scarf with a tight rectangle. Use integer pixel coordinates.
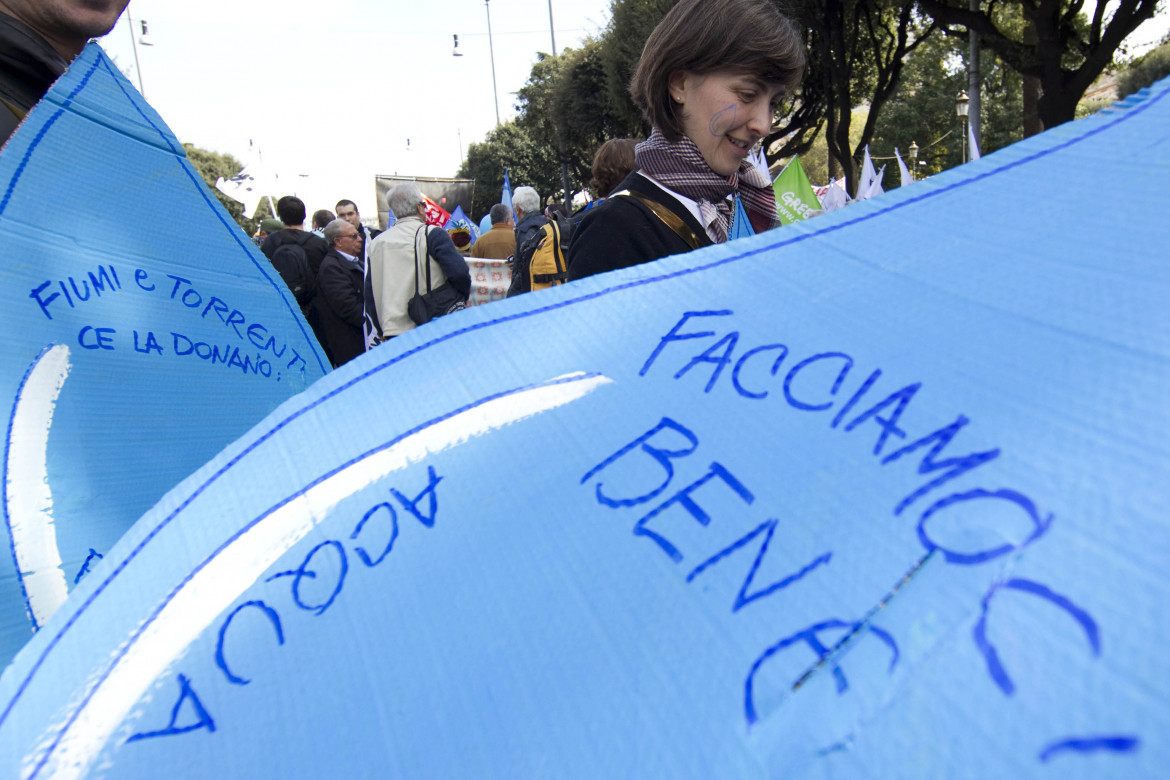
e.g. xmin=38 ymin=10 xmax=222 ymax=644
xmin=635 ymin=128 xmax=780 ymax=242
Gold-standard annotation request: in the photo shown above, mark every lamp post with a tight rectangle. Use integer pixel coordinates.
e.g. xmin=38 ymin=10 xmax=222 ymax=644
xmin=485 ymin=0 xmax=500 ymax=126
xmin=955 ymin=90 xmax=970 ymax=164
xmin=125 ymin=11 xmax=153 ymax=97
xmin=908 ymin=141 xmax=918 ymax=180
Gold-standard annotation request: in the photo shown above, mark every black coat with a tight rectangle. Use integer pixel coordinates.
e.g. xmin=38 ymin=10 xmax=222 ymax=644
xmin=567 ymin=172 xmax=712 ymax=282
xmin=314 ymin=249 xmax=365 ymax=367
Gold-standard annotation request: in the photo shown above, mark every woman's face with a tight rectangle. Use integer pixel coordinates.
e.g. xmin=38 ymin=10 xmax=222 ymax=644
xmin=668 ymin=69 xmax=786 ymax=176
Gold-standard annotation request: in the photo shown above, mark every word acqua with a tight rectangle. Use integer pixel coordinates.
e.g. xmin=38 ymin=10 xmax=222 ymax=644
xmin=124 ymin=466 xmax=444 ymax=744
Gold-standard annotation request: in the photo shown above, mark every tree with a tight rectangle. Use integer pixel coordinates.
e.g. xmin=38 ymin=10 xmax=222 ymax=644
xmin=456 ymin=121 xmax=561 ymax=218
xmin=869 ymin=30 xmax=1023 ymax=180
xmin=599 ymin=0 xmax=678 ymax=136
xmin=916 ymin=0 xmax=1160 ymax=132
xmin=182 ymin=143 xmax=270 ymax=235
xmin=781 ymin=0 xmax=938 ymax=195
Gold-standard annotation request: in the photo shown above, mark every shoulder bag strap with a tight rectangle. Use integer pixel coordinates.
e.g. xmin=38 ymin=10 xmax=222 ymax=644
xmin=413 ymin=225 xmax=433 ymax=294
xmin=612 ymin=189 xmax=703 ymax=250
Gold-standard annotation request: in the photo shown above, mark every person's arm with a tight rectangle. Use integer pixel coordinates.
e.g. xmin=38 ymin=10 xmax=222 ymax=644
xmin=318 ymin=258 xmax=364 ymax=327
xmin=425 ymin=227 xmax=471 ymax=298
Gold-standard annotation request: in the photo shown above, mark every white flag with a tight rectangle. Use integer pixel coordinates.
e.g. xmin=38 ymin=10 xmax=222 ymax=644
xmin=215 ymin=168 xmax=265 ymax=218
xmin=749 ymin=145 xmax=772 ymax=183
xmin=863 ymin=165 xmax=886 ymax=200
xmin=896 ymin=147 xmax=913 ymax=187
xmin=969 ymin=123 xmax=981 ymax=161
xmin=857 ymin=145 xmax=878 ymax=200
xmin=818 ymin=178 xmax=849 ymax=213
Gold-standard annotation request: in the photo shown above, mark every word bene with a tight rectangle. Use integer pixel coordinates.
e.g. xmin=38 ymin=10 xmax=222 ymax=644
xmin=576 ymin=309 xmax=1138 ymax=763
xmin=27 ymin=264 xmax=310 ymax=377
xmin=125 ymin=466 xmax=444 ymax=745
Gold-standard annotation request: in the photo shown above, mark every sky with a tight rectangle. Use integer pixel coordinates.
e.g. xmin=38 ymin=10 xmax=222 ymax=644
xmin=95 ymin=0 xmax=615 ymax=221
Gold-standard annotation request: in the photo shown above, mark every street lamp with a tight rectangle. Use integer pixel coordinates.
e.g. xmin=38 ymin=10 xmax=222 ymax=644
xmin=485 ymin=0 xmax=500 ymax=126
xmin=908 ymin=140 xmax=918 ymax=181
xmin=955 ymin=90 xmax=970 ymax=164
xmin=125 ymin=11 xmax=152 ymax=96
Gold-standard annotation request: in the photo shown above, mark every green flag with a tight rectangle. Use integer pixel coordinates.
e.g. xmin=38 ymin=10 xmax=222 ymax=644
xmin=772 ymin=155 xmax=822 ymax=225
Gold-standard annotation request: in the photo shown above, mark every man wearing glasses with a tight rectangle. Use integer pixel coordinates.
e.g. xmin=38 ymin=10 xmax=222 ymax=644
xmin=315 ymin=218 xmax=367 ymax=367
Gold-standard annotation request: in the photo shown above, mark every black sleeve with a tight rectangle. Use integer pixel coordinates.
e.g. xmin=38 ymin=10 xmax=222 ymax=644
xmin=425 ymin=227 xmax=471 ymax=298
xmin=567 ymin=198 xmax=692 ymax=281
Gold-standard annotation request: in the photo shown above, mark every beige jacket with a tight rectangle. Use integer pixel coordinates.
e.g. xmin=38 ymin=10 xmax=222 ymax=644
xmin=367 ymin=217 xmax=453 ymax=338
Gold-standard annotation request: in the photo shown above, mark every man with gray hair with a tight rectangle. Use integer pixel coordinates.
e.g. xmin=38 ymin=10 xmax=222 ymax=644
xmin=470 ymin=203 xmax=516 ymax=260
xmin=314 ymin=218 xmax=365 ymax=367
xmin=511 ymin=186 xmax=544 ymax=252
xmin=364 ymin=182 xmax=470 ymax=345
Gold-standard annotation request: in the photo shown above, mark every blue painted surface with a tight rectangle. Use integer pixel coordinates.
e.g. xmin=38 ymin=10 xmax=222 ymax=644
xmin=0 ymin=69 xmax=1167 ymax=777
xmin=0 ymin=45 xmax=328 ymax=667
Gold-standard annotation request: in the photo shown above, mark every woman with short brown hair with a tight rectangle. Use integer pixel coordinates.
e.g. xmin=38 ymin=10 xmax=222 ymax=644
xmin=568 ymin=0 xmax=804 ymax=281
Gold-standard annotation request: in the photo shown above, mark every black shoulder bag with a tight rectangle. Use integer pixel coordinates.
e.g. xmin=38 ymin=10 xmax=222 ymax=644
xmin=407 ymin=225 xmax=467 ymax=326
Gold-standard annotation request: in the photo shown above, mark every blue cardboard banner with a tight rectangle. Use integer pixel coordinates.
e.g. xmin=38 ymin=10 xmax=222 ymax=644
xmin=0 ymin=74 xmax=1167 ymax=777
xmin=0 ymin=46 xmax=329 ymax=667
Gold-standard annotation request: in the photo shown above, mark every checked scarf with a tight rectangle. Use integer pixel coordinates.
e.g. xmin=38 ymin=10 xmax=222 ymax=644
xmin=635 ymin=128 xmax=780 ymax=243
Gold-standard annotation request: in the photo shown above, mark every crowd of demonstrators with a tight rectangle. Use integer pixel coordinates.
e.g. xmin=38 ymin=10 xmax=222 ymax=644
xmin=363 ymin=182 xmax=471 ymax=347
xmin=569 ymin=0 xmax=803 ymax=281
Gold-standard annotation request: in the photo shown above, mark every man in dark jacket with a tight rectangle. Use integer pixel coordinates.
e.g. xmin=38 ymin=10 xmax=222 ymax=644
xmin=261 ymin=195 xmax=332 ymax=361
xmin=314 ymin=219 xmax=366 ymax=367
xmin=511 ymin=186 xmax=544 ymax=251
xmin=1 ymin=0 xmax=129 ymax=147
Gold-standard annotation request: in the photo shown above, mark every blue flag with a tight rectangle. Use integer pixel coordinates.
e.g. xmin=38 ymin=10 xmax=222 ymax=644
xmin=443 ymin=205 xmax=480 ymax=246
xmin=501 ymin=168 xmax=513 ymax=218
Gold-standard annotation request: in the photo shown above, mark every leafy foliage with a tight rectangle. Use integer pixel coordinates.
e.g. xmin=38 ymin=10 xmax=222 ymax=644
xmin=916 ymin=0 xmax=1160 ymax=130
xmin=869 ymin=31 xmax=1022 ymax=181
xmin=1117 ymin=39 xmax=1170 ymax=97
xmin=182 ymin=143 xmax=271 ymax=235
xmin=457 ymin=121 xmax=561 ymax=219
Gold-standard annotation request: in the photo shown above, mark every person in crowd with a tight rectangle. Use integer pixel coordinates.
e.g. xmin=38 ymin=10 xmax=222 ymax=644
xmin=311 ymin=209 xmax=335 ymax=238
xmin=336 ymin=198 xmax=380 ymax=262
xmin=260 ymin=195 xmax=331 ymax=359
xmin=568 ymin=0 xmax=804 ymax=281
xmin=314 ymin=218 xmax=365 ymax=367
xmin=511 ymin=186 xmax=544 ymax=254
xmin=261 ymin=195 xmax=330 ymax=276
xmin=364 ymin=182 xmax=470 ymax=343
xmin=589 ymin=138 xmax=640 ymax=203
xmin=255 ymin=217 xmax=284 ymax=246
xmin=470 ymin=203 xmax=516 ymax=260
xmin=1 ymin=0 xmax=129 ymax=146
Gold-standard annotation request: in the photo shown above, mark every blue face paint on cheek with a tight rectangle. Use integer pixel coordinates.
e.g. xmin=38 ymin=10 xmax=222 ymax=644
xmin=709 ymin=104 xmax=737 ymax=137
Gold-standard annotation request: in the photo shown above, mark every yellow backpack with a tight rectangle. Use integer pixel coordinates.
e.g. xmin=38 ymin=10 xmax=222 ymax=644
xmin=525 ymin=217 xmax=569 ymax=292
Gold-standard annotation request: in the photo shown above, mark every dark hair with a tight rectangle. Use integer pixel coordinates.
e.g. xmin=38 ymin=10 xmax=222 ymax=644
xmin=312 ymin=209 xmax=335 ymax=229
xmin=489 ymin=203 xmax=511 ymax=224
xmin=335 ymin=199 xmax=357 ymax=212
xmin=590 ymin=138 xmax=640 ymax=197
xmin=276 ymin=195 xmax=307 ymax=225
xmin=630 ymin=0 xmax=805 ymax=142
